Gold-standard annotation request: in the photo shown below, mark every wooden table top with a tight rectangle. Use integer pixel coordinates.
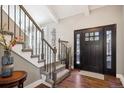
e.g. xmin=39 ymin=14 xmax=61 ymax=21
xmin=0 ymin=71 xmax=27 ymax=84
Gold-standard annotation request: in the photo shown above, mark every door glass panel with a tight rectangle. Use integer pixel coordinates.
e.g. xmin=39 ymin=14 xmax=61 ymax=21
xmin=85 ymin=37 xmax=89 ymax=41
xmin=76 ymin=34 xmax=80 ymax=64
xmin=90 ymin=37 xmax=94 ymax=41
xmin=90 ymin=32 xmax=94 ymax=36
xmin=106 ymin=30 xmax=112 ymax=69
xmin=107 ymin=56 xmax=111 ymax=62
xmin=95 ymin=32 xmax=99 ymax=36
xmin=85 ymin=33 xmax=89 ymax=37
xmin=94 ymin=36 xmax=99 ymax=41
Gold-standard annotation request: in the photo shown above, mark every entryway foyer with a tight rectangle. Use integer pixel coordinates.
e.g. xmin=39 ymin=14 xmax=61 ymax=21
xmin=0 ymin=5 xmax=124 ymax=88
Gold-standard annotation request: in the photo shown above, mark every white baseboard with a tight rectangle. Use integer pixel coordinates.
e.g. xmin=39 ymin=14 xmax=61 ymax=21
xmin=116 ymin=74 xmax=124 ymax=86
xmin=25 ymin=79 xmax=52 ymax=88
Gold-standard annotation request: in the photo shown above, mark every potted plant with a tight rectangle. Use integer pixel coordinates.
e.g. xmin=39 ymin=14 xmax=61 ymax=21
xmin=0 ymin=28 xmax=23 ymax=77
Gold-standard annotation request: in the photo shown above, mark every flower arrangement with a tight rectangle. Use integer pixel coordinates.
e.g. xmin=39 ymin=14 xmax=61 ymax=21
xmin=0 ymin=28 xmax=23 ymax=50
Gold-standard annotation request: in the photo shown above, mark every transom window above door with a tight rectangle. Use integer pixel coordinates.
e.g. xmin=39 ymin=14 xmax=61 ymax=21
xmin=85 ymin=32 xmax=99 ymax=41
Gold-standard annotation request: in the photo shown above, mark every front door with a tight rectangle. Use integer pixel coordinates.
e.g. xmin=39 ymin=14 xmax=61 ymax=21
xmin=80 ymin=28 xmax=103 ymax=73
xmin=74 ymin=24 xmax=116 ymax=76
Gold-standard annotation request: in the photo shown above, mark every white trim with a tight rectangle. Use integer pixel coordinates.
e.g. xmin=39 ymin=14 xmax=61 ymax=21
xmin=116 ymin=74 xmax=124 ymax=86
xmin=79 ymin=70 xmax=104 ymax=80
xmin=25 ymin=79 xmax=52 ymax=88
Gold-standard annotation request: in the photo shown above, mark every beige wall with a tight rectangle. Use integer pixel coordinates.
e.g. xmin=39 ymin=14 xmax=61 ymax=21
xmin=0 ymin=45 xmax=41 ymax=86
xmin=45 ymin=5 xmax=124 ymax=74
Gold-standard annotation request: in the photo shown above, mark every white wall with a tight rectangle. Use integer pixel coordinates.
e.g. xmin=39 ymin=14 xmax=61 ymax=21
xmin=45 ymin=5 xmax=124 ymax=74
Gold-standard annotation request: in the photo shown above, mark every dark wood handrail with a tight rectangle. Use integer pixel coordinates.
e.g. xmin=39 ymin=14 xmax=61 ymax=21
xmin=43 ymin=38 xmax=54 ymax=51
xmin=59 ymin=38 xmax=68 ymax=43
xmin=19 ymin=5 xmax=43 ymax=33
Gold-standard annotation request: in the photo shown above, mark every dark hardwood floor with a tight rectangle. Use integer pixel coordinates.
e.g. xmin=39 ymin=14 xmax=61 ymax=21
xmin=56 ymin=70 xmax=123 ymax=88
xmin=36 ymin=70 xmax=123 ymax=88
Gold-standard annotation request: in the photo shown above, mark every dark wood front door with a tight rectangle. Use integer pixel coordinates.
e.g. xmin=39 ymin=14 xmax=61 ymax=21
xmin=80 ymin=28 xmax=103 ymax=73
xmin=74 ymin=24 xmax=116 ymax=76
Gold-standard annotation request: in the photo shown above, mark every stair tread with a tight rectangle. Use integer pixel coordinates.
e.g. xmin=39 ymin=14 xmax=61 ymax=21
xmin=56 ymin=64 xmax=65 ymax=70
xmin=38 ymin=59 xmax=46 ymax=63
xmin=31 ymin=55 xmax=39 ymax=58
xmin=46 ymin=64 xmax=65 ymax=71
xmin=16 ymin=41 xmax=24 ymax=44
xmin=31 ymin=55 xmax=39 ymax=56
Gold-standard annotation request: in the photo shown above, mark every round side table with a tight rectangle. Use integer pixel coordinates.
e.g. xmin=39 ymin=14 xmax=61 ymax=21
xmin=0 ymin=71 xmax=27 ymax=88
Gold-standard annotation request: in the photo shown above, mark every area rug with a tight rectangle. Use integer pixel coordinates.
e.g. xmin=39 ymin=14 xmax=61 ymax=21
xmin=79 ymin=70 xmax=104 ymax=80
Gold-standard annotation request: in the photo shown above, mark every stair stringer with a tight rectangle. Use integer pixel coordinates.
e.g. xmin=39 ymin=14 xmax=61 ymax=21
xmin=12 ymin=45 xmax=44 ymax=67
xmin=3 ymin=35 xmax=44 ymax=68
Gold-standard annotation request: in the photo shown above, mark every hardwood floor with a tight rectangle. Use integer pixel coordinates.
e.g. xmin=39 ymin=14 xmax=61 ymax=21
xmin=56 ymin=70 xmax=123 ymax=88
xmin=36 ymin=70 xmax=123 ymax=88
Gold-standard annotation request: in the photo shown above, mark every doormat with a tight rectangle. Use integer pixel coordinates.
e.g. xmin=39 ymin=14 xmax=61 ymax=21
xmin=79 ymin=70 xmax=104 ymax=80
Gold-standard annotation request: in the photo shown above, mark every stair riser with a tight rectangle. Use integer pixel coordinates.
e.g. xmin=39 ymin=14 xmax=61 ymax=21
xmin=40 ymin=65 xmax=65 ymax=74
xmin=56 ymin=70 xmax=70 ymax=84
xmin=38 ymin=59 xmax=46 ymax=63
xmin=55 ymin=62 xmax=62 ymax=66
xmin=45 ymin=70 xmax=71 ymax=86
xmin=31 ymin=56 xmax=39 ymax=58
xmin=56 ymin=66 xmax=66 ymax=73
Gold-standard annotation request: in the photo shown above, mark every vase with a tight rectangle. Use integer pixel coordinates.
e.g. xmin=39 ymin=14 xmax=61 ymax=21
xmin=1 ymin=50 xmax=14 ymax=77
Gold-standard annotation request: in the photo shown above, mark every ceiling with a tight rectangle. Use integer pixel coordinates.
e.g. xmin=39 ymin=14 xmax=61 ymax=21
xmin=24 ymin=5 xmax=106 ymax=25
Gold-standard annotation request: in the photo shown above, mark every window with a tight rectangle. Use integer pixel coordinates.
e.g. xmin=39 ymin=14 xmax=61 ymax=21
xmin=85 ymin=37 xmax=89 ymax=41
xmin=90 ymin=37 xmax=94 ymax=41
xmin=76 ymin=34 xmax=80 ymax=64
xmin=85 ymin=33 xmax=89 ymax=37
xmin=95 ymin=32 xmax=99 ymax=36
xmin=90 ymin=32 xmax=94 ymax=36
xmin=106 ymin=30 xmax=112 ymax=69
xmin=94 ymin=36 xmax=99 ymax=41
xmin=85 ymin=32 xmax=99 ymax=41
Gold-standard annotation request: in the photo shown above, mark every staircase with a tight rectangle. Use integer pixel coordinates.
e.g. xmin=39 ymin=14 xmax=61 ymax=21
xmin=0 ymin=5 xmax=71 ymax=87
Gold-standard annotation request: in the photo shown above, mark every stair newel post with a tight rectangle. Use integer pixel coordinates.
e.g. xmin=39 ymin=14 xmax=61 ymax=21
xmin=38 ymin=31 xmax=41 ymax=60
xmin=50 ymin=48 xmax=52 ymax=79
xmin=60 ymin=41 xmax=61 ymax=61
xmin=61 ymin=43 xmax=63 ymax=64
xmin=31 ymin=24 xmax=34 ymax=55
xmin=46 ymin=45 xmax=48 ymax=72
xmin=41 ymin=30 xmax=44 ymax=59
xmin=35 ymin=28 xmax=37 ymax=55
xmin=44 ymin=41 xmax=46 ymax=71
xmin=66 ymin=46 xmax=68 ymax=69
xmin=52 ymin=47 xmax=57 ymax=87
